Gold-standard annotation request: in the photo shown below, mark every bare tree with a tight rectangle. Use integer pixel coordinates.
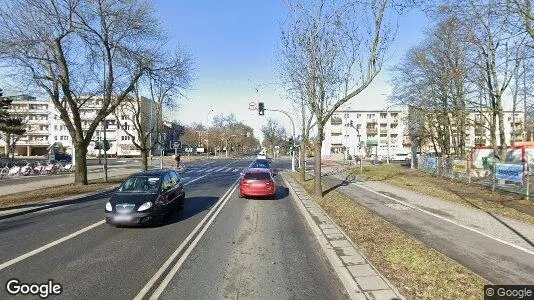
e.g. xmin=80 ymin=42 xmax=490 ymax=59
xmin=280 ymin=0 xmax=392 ymax=196
xmin=0 ymin=0 xmax=164 ymax=184
xmin=261 ymin=118 xmax=287 ymax=157
xmin=507 ymin=0 xmax=534 ymax=42
xmin=115 ymin=48 xmax=193 ymax=170
xmin=392 ymin=16 xmax=471 ymax=156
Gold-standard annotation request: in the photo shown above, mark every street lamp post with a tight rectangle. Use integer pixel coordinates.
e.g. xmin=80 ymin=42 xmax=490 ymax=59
xmin=265 ymin=108 xmax=296 ymax=172
xmin=102 ymin=120 xmax=108 ymax=182
xmin=384 ymin=104 xmax=398 ymax=164
xmin=206 ymin=109 xmax=213 ymax=156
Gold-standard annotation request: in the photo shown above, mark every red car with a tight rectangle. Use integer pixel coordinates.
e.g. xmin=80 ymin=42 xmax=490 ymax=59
xmin=239 ymin=168 xmax=276 ymax=199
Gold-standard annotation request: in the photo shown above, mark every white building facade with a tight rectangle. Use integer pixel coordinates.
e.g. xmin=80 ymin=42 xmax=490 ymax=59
xmin=322 ymin=109 xmax=409 ymax=158
xmin=1 ymin=95 xmax=160 ymax=157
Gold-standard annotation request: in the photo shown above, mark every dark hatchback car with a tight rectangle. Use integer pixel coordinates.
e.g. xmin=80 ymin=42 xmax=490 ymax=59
xmin=105 ymin=169 xmax=185 ymax=226
xmin=250 ymin=159 xmax=273 ymax=173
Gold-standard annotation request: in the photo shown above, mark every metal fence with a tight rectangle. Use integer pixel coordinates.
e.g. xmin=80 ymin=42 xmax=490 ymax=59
xmin=417 ymin=156 xmax=532 ymax=198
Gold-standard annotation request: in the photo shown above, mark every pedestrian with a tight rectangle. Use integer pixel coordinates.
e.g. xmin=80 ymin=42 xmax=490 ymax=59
xmin=175 ymin=154 xmax=181 ymax=168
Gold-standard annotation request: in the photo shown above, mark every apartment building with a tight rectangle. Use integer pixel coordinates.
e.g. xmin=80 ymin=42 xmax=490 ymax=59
xmin=402 ymin=110 xmax=526 ymax=153
xmin=1 ymin=94 xmax=160 ymax=157
xmin=0 ymin=95 xmax=51 ymax=156
xmin=322 ymin=109 xmax=408 ymax=158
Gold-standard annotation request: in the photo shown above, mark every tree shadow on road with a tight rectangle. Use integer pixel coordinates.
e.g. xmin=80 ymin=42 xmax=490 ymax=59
xmin=446 ymin=189 xmax=534 ymax=249
xmin=158 ymin=196 xmax=219 ymax=227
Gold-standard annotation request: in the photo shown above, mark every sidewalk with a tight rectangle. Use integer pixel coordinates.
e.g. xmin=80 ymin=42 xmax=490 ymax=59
xmin=321 ymin=165 xmax=534 ymax=255
xmin=0 ymin=166 xmax=137 ymax=198
xmin=0 ymin=155 xmax=215 ymax=198
xmin=281 ymin=173 xmax=403 ymax=300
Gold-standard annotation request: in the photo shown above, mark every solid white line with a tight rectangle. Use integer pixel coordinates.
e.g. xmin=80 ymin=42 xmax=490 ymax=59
xmin=149 ymin=183 xmax=239 ymax=299
xmin=183 ymin=174 xmax=209 ymax=186
xmin=134 ymin=181 xmax=238 ymax=300
xmin=351 ymin=182 xmax=534 ymax=256
xmin=0 ymin=220 xmax=106 ymax=271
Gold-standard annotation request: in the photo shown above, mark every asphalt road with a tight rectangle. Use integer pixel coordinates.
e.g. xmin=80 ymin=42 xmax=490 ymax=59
xmin=0 ymin=158 xmax=346 ymax=299
xmin=322 ymin=174 xmax=534 ymax=285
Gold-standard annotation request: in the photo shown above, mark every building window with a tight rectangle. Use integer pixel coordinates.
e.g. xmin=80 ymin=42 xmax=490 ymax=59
xmin=121 ymin=115 xmax=128 ymax=120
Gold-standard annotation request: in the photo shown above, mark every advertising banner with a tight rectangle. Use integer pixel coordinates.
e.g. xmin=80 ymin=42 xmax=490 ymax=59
xmin=495 ymin=163 xmax=523 ymax=183
xmin=426 ymin=157 xmax=437 ymax=171
xmin=452 ymin=160 xmax=468 ymax=173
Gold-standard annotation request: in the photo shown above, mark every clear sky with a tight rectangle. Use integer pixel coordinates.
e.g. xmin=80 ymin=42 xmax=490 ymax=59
xmin=154 ymin=1 xmax=430 ymax=141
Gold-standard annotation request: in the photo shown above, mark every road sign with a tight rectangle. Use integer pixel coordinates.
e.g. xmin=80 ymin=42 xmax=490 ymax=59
xmin=172 ymin=140 xmax=181 ymax=149
xmin=248 ymin=101 xmax=257 ymax=110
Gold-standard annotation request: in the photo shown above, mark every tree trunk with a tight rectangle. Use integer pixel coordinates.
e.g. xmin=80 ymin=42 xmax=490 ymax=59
xmin=74 ymin=142 xmax=88 ymax=185
xmin=313 ymin=123 xmax=323 ymax=197
xmin=141 ymin=149 xmax=148 ymax=171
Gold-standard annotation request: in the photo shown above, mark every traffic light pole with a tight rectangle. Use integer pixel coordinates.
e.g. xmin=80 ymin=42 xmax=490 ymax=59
xmin=265 ymin=109 xmax=296 ymax=172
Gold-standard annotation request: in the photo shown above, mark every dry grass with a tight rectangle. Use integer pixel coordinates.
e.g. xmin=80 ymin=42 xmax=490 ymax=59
xmin=291 ymin=173 xmax=486 ymax=299
xmin=345 ymin=164 xmax=534 ymax=225
xmin=0 ymin=175 xmax=128 ymax=209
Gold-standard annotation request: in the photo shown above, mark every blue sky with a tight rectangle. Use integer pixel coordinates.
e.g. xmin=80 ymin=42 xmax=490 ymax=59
xmin=155 ymin=1 xmax=430 ymax=140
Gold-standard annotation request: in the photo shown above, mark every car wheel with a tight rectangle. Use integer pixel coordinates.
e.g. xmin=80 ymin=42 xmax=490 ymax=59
xmin=177 ymin=193 xmax=186 ymax=210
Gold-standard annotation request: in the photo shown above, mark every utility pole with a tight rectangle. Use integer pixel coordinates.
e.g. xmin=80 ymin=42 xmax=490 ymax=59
xmin=265 ymin=108 xmax=296 ymax=172
xmin=103 ymin=120 xmax=108 ymax=182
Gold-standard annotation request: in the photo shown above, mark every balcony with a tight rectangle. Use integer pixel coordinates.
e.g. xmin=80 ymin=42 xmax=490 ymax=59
xmin=474 ymin=119 xmax=486 ymax=125
xmin=331 ymin=131 xmax=342 ymax=136
xmin=366 ymin=128 xmax=378 ymax=134
xmin=330 ymin=117 xmax=342 ymax=125
xmin=366 ymin=119 xmax=377 ymax=124
xmin=27 ymin=119 xmax=48 ymax=125
xmin=27 ymin=130 xmax=50 ymax=135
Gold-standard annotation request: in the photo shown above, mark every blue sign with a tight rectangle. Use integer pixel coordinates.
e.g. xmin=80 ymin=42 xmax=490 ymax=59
xmin=426 ymin=157 xmax=437 ymax=171
xmin=495 ymin=163 xmax=523 ymax=183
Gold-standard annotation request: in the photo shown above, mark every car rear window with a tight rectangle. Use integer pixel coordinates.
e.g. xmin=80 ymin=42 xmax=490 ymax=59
xmin=118 ymin=176 xmax=160 ymax=193
xmin=243 ymin=172 xmax=271 ymax=180
xmin=251 ymin=162 xmax=269 ymax=168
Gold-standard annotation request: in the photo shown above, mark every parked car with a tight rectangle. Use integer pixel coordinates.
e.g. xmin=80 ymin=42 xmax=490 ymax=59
xmin=105 ymin=169 xmax=185 ymax=226
xmin=239 ymin=168 xmax=277 ymax=199
xmin=390 ymin=153 xmax=410 ymax=162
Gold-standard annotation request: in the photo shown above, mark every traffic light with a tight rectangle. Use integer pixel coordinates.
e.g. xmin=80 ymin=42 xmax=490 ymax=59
xmin=258 ymin=102 xmax=265 ymax=115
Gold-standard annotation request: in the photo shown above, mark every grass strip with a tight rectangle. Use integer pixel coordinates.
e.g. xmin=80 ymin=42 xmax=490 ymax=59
xmin=346 ymin=164 xmax=534 ymax=225
xmin=0 ymin=175 xmax=128 ymax=209
xmin=291 ymin=173 xmax=486 ymax=300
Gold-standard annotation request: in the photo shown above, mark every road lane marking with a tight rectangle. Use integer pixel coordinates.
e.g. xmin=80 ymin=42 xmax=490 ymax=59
xmin=0 ymin=220 xmax=106 ymax=271
xmin=351 ymin=182 xmax=534 ymax=256
xmin=149 ymin=184 xmax=239 ymax=299
xmin=135 ymin=160 xmax=250 ymax=299
xmin=134 ymin=180 xmax=239 ymax=300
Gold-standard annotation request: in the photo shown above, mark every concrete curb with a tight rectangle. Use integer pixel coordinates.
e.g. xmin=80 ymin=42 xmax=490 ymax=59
xmin=281 ymin=172 xmax=403 ymax=300
xmin=0 ymin=187 xmax=117 ymax=220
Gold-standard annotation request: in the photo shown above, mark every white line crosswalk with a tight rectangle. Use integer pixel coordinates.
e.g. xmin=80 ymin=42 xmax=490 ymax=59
xmin=181 ymin=166 xmax=244 ymax=176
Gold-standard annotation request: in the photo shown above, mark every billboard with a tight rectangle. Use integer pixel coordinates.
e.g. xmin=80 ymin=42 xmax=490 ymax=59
xmin=495 ymin=163 xmax=523 ymax=183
